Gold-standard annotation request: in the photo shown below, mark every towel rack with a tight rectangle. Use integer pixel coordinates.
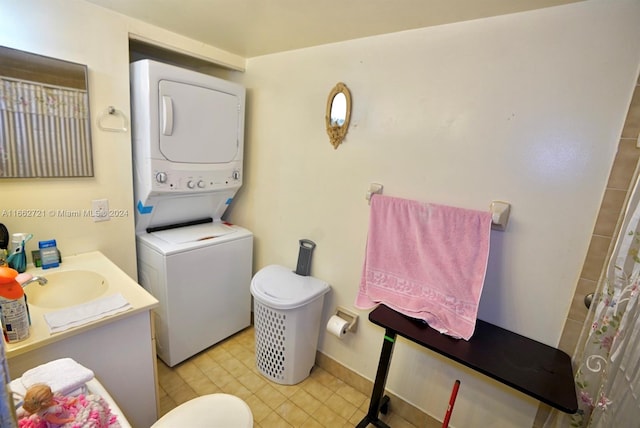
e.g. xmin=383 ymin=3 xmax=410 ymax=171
xmin=366 ymin=183 xmax=384 ymax=204
xmin=97 ymin=106 xmax=129 ymax=133
xmin=489 ymin=201 xmax=510 ymax=231
xmin=364 ymin=183 xmax=511 ymax=231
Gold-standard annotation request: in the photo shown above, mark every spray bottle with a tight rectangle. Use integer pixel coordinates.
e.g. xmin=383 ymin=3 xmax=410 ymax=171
xmin=0 ymin=266 xmax=30 ymax=343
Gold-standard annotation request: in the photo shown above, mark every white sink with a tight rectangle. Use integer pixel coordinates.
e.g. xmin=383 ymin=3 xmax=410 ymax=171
xmin=25 ymin=270 xmax=108 ymax=308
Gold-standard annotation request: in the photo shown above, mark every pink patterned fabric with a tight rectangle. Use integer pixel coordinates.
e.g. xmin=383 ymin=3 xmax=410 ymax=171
xmin=18 ymin=394 xmax=121 ymax=428
xmin=355 ymin=195 xmax=492 ymax=340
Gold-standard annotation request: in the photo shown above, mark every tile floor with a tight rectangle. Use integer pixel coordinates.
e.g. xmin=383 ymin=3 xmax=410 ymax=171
xmin=157 ymin=326 xmax=418 ymax=427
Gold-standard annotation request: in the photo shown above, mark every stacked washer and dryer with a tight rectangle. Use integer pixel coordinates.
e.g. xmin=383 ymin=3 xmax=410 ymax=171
xmin=130 ymin=60 xmax=252 ymax=367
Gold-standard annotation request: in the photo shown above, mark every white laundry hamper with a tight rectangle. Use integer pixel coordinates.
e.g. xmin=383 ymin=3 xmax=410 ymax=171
xmin=251 ymin=265 xmax=330 ymax=385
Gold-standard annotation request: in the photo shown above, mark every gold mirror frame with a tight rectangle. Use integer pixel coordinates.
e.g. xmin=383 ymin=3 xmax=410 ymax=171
xmin=325 ymin=82 xmax=352 ymax=149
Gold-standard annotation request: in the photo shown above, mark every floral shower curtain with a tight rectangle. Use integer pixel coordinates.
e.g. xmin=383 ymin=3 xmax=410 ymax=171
xmin=0 ymin=77 xmax=93 ymax=177
xmin=547 ymin=172 xmax=640 ymax=427
xmin=0 ymin=336 xmax=17 ymax=427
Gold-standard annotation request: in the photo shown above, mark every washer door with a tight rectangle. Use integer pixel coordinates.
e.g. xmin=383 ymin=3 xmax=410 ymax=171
xmin=158 ymin=79 xmax=239 ymax=163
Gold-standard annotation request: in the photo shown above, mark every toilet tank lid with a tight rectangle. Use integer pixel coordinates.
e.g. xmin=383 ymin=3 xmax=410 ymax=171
xmin=250 ymin=264 xmax=330 ymax=309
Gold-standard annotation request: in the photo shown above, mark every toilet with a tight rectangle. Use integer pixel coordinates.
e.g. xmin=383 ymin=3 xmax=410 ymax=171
xmin=151 ymin=393 xmax=253 ymax=427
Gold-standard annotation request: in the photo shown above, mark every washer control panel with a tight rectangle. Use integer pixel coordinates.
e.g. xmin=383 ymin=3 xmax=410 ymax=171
xmin=151 ymin=165 xmax=241 ymax=193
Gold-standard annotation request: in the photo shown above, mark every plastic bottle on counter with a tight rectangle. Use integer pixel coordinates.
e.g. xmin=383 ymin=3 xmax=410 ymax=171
xmin=0 ymin=295 xmax=30 ymax=343
xmin=0 ymin=268 xmax=31 ymax=344
xmin=39 ymin=240 xmax=60 ymax=269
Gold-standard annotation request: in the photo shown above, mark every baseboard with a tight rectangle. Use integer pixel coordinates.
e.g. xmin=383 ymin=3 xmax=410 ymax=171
xmin=315 ymin=351 xmax=440 ymax=427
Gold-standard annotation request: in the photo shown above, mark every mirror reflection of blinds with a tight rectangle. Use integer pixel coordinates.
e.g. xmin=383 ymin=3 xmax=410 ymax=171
xmin=0 ymin=76 xmax=93 ymax=178
xmin=0 ymin=75 xmax=88 ymax=95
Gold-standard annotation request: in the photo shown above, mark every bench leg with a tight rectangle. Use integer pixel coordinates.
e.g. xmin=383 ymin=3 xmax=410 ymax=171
xmin=357 ymin=329 xmax=397 ymax=428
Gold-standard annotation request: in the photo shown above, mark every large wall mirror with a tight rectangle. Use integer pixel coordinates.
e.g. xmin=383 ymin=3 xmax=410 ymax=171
xmin=0 ymin=46 xmax=93 ymax=178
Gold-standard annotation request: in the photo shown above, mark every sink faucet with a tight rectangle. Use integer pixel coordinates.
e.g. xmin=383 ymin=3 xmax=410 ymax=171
xmin=21 ymin=276 xmax=48 ymax=288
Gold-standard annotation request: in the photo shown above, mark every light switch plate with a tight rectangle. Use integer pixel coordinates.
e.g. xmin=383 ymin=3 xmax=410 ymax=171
xmin=92 ymin=199 xmax=110 ymax=222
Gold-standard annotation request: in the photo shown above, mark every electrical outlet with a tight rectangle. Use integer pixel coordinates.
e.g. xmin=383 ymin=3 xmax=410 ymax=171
xmin=92 ymin=199 xmax=110 ymax=222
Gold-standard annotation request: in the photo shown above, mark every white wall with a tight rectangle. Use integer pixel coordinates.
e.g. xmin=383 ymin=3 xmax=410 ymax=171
xmin=0 ymin=0 xmax=244 ymax=278
xmin=231 ymin=1 xmax=640 ymax=426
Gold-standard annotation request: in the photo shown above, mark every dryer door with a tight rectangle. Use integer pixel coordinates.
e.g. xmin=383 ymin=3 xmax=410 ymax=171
xmin=158 ymin=79 xmax=239 ymax=163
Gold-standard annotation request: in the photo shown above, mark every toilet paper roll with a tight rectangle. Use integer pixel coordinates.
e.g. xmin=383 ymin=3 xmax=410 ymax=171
xmin=327 ymin=315 xmax=349 ymax=338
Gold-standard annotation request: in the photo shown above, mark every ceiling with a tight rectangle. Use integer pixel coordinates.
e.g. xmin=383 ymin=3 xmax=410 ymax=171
xmin=86 ymin=0 xmax=583 ymax=58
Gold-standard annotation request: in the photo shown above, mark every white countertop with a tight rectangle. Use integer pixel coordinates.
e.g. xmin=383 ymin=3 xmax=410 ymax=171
xmin=5 ymin=251 xmax=158 ymax=358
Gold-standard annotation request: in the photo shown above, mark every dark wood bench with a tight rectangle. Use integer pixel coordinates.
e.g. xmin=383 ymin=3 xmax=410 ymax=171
xmin=357 ymin=304 xmax=578 ymax=428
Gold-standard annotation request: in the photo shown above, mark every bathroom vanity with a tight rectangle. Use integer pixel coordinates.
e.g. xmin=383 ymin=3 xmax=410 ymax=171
xmin=4 ymin=251 xmax=159 ymax=428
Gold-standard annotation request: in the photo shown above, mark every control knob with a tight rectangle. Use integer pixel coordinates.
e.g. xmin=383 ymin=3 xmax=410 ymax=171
xmin=155 ymin=172 xmax=167 ymax=184
xmin=197 ymin=180 xmax=206 ymax=189
xmin=187 ymin=180 xmax=196 ymax=189
xmin=232 ymin=170 xmax=241 ymax=180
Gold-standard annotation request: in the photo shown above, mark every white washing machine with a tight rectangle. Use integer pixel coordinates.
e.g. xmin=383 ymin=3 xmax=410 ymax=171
xmin=130 ymin=60 xmax=252 ymax=367
xmin=137 ymin=222 xmax=252 ymax=367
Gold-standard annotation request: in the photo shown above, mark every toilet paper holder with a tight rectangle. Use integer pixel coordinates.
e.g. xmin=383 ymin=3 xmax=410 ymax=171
xmin=335 ymin=306 xmax=358 ymax=333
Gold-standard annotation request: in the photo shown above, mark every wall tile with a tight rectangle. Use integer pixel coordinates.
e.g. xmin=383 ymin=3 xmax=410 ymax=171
xmin=593 ymin=188 xmax=627 ymax=237
xmin=580 ymin=235 xmax=612 ymax=281
xmin=533 ymin=404 xmax=552 ymax=428
xmin=558 ymin=318 xmax=583 ymax=355
xmin=567 ymin=278 xmax=596 ymax=322
xmin=621 ymin=85 xmax=640 ymax=139
xmin=607 ymin=138 xmax=640 ymax=190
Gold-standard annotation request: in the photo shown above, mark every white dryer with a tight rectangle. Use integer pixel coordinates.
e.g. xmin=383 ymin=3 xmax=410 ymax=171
xmin=130 ymin=60 xmax=252 ymax=367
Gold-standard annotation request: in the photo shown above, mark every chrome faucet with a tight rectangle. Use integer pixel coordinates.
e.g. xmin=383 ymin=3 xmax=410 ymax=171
xmin=21 ymin=276 xmax=48 ymax=288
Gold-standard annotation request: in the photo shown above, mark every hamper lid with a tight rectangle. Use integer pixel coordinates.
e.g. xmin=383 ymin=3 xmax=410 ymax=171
xmin=250 ymin=264 xmax=330 ymax=309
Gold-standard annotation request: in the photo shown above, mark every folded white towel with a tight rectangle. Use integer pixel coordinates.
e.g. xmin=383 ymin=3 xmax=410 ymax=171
xmin=20 ymin=358 xmax=94 ymax=395
xmin=44 ymin=293 xmax=132 ymax=333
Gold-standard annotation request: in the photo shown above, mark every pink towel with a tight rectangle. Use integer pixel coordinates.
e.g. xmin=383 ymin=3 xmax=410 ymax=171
xmin=355 ymin=195 xmax=492 ymax=340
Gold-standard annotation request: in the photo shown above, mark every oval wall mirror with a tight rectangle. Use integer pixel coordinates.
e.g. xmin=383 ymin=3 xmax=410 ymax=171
xmin=325 ymin=82 xmax=351 ymax=149
xmin=330 ymin=93 xmax=347 ymax=126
